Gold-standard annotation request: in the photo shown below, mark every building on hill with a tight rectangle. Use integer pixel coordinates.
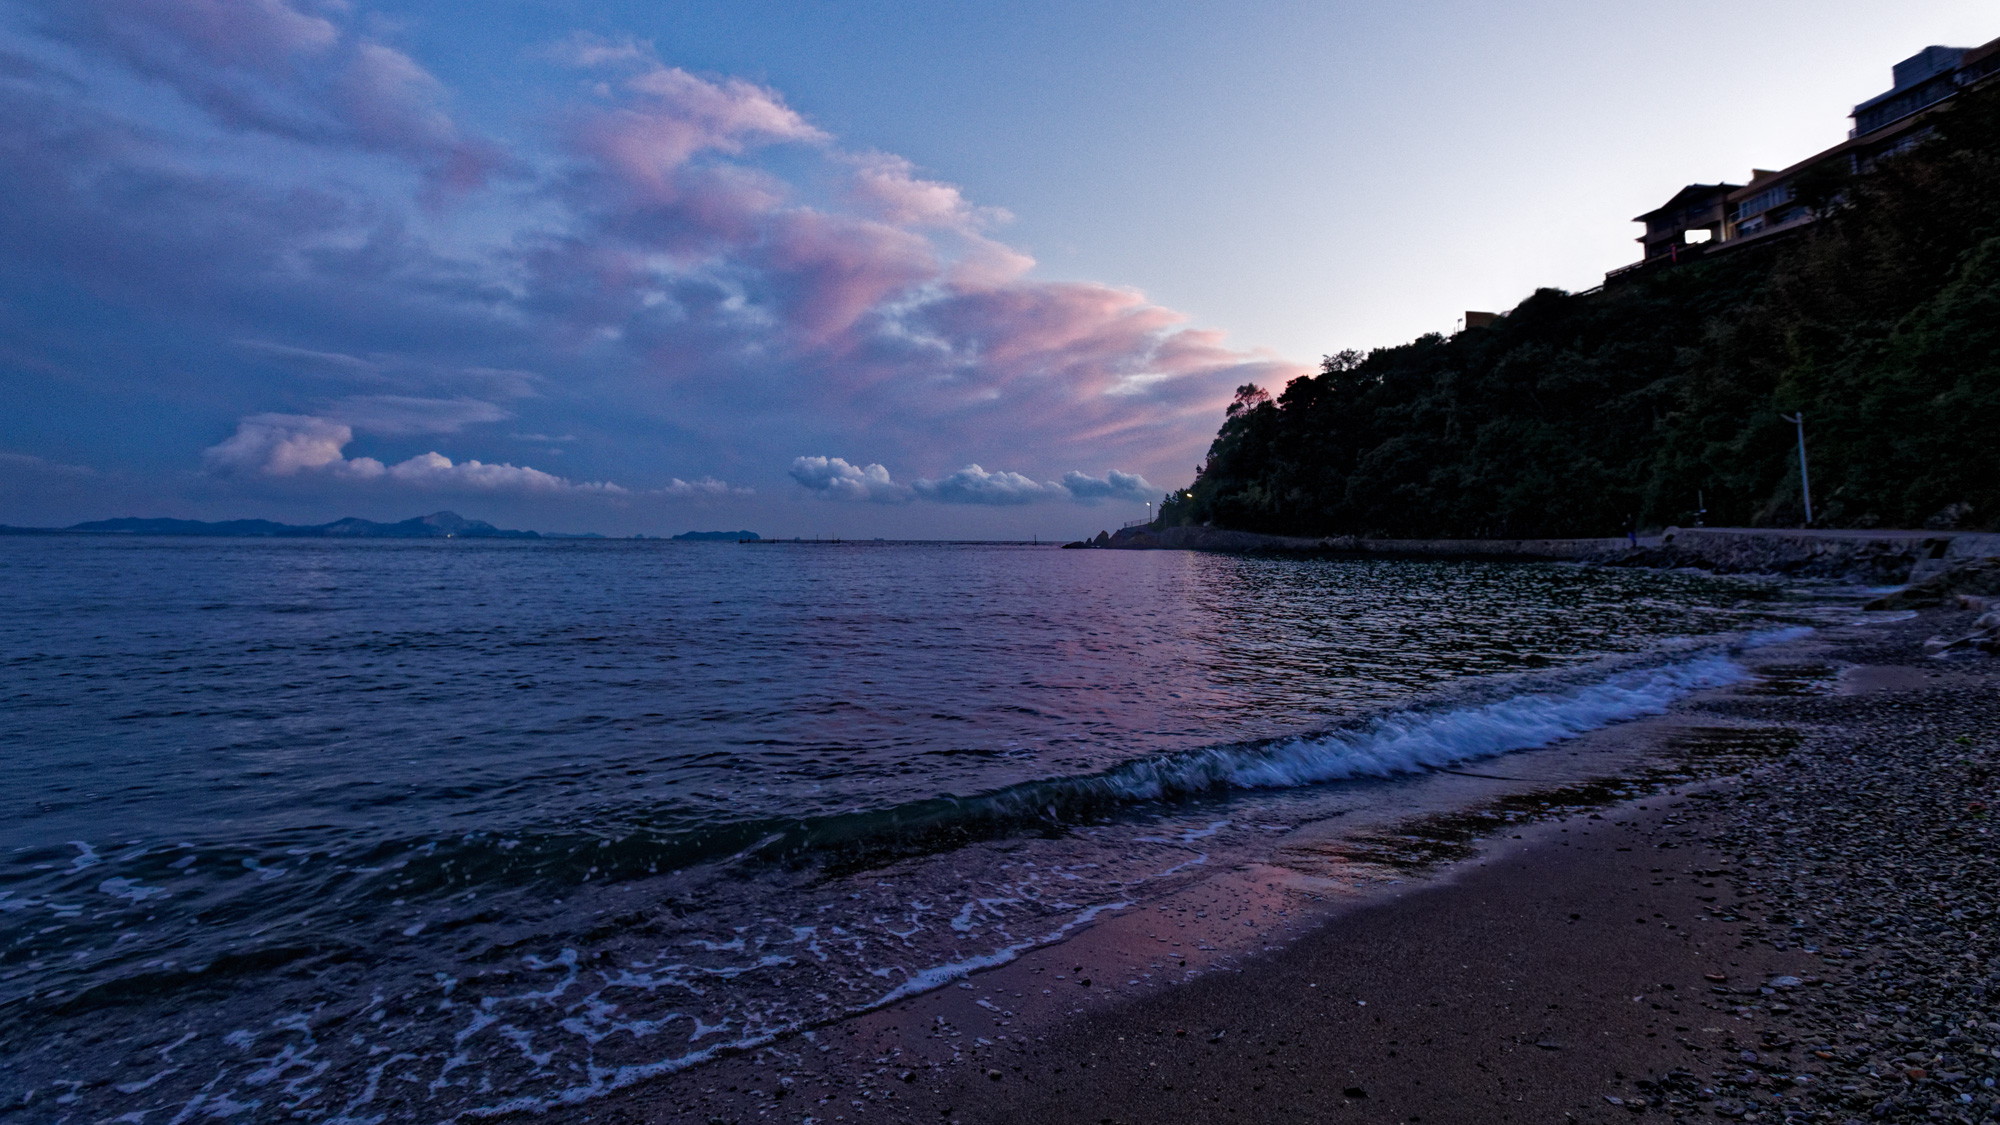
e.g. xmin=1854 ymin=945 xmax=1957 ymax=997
xmin=1853 ymin=44 xmax=1985 ymax=136
xmin=1632 ymin=183 xmax=1741 ymax=264
xmin=1609 ymin=35 xmax=1999 ymax=283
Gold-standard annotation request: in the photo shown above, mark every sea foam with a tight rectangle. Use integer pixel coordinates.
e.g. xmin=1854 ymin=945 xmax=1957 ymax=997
xmin=954 ymin=626 xmax=1809 ymax=820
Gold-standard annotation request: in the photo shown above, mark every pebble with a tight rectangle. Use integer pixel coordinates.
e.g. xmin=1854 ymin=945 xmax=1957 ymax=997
xmin=1610 ymin=612 xmax=2000 ymax=1124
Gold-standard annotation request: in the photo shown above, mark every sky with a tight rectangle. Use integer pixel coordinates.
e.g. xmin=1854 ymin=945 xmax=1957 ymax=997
xmin=1 ymin=0 xmax=1995 ymax=539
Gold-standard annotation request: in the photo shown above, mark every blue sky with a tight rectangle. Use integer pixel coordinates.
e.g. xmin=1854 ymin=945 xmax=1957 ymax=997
xmin=1 ymin=0 xmax=1995 ymax=538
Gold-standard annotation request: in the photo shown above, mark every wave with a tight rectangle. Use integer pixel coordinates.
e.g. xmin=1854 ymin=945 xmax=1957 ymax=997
xmin=450 ymin=627 xmax=1814 ymax=1120
xmin=737 ymin=626 xmax=1803 ymax=862
xmin=459 ymin=899 xmax=1133 ymax=1121
xmin=2 ymin=627 xmax=1811 ymax=1011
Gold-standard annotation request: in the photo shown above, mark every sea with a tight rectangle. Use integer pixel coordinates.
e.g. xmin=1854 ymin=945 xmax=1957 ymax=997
xmin=0 ymin=536 xmax=1820 ymax=1122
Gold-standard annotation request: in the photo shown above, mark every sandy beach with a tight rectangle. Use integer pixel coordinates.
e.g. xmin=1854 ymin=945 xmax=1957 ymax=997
xmin=542 ymin=604 xmax=1999 ymax=1125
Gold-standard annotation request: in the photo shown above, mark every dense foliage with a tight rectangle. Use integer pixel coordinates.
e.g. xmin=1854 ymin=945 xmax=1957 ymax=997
xmin=1163 ymin=83 xmax=2000 ymax=537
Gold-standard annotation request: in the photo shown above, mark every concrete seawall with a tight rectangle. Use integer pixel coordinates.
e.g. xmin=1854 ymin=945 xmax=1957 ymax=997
xmin=1104 ymin=523 xmax=2000 ymax=582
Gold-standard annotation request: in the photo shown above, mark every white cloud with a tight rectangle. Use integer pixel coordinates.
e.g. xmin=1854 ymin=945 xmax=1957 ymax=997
xmin=203 ymin=414 xmax=624 ymax=495
xmin=788 ymin=455 xmax=908 ymax=502
xmin=912 ymin=464 xmax=1062 ymax=505
xmin=791 ymin=456 xmax=1154 ymax=506
xmin=658 ymin=476 xmax=750 ymax=497
xmin=204 ymin=413 xmax=356 ymax=475
xmin=1059 ymin=469 xmax=1154 ymax=504
xmin=373 ymin=450 xmax=623 ymax=493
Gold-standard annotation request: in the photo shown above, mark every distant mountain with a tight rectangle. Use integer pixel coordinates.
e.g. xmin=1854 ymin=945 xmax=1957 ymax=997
xmin=672 ymin=530 xmax=759 ymax=541
xmin=52 ymin=511 xmax=543 ymax=539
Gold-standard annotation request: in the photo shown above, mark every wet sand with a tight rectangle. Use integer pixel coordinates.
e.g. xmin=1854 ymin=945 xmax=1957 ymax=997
xmin=561 ymin=608 xmax=2000 ymax=1124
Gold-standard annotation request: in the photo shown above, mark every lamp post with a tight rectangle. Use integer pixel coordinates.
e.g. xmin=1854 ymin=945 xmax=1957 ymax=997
xmin=1781 ymin=412 xmax=1813 ymax=526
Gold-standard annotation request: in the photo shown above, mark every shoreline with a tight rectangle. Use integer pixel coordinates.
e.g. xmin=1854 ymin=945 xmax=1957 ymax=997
xmin=557 ymin=607 xmax=1999 ymax=1124
xmin=1097 ymin=524 xmax=2000 ymax=585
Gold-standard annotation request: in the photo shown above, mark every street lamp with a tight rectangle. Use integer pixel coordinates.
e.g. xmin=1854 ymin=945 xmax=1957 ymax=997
xmin=1781 ymin=412 xmax=1813 ymax=526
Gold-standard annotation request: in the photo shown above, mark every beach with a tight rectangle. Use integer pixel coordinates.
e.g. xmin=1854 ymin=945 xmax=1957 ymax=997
xmin=5 ymin=542 xmax=1991 ymax=1124
xmin=571 ymin=607 xmax=1999 ymax=1124
xmin=10 ymin=10 xmax=2000 ymax=1124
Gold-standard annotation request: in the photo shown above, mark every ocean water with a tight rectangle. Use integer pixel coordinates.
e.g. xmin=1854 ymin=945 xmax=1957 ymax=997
xmin=0 ymin=537 xmax=1803 ymax=1121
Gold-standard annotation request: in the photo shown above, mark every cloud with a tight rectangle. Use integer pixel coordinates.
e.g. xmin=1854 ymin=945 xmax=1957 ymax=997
xmin=542 ymin=33 xmax=654 ymax=71
xmin=203 ymin=412 xmax=355 ymax=476
xmin=233 ymin=339 xmax=382 ymax=378
xmin=846 ymin=153 xmax=1004 ymax=231
xmin=659 ymin=476 xmax=750 ymax=497
xmin=1059 ymin=469 xmax=1154 ymax=503
xmin=561 ymin=41 xmax=825 ymax=222
xmin=758 ymin=210 xmax=939 ymax=348
xmin=203 ymin=413 xmax=623 ymax=494
xmin=0 ymin=10 xmax=1309 ymax=526
xmin=233 ymin=342 xmax=543 ymax=399
xmin=911 ymin=464 xmax=1062 ymax=505
xmin=0 ymin=451 xmax=108 ymax=523
xmin=326 ymin=396 xmax=510 ymax=437
xmin=0 ymin=451 xmax=97 ymax=477
xmin=788 ymin=455 xmax=908 ymax=502
xmin=793 ymin=457 xmax=1154 ymax=506
xmin=45 ymin=0 xmax=506 ymax=194
xmin=371 ymin=451 xmax=623 ymax=494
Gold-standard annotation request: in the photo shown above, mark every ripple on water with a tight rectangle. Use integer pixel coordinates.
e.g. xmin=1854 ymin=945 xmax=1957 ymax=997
xmin=0 ymin=537 xmax=1812 ymax=1119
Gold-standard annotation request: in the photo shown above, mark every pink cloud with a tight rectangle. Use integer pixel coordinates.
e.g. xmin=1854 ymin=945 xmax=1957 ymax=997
xmin=568 ymin=62 xmax=824 ymax=208
xmin=946 ymin=235 xmax=1037 ymax=291
xmin=846 ymin=153 xmax=1001 ymax=230
xmin=6 ymin=13 xmax=1310 ymax=510
xmin=333 ymin=41 xmax=505 ymax=195
xmin=758 ymin=211 xmax=939 ymax=348
xmin=623 ymin=67 xmax=825 ymax=148
xmin=917 ymin=283 xmax=1187 ymax=387
xmin=545 ymin=40 xmax=1305 ymax=453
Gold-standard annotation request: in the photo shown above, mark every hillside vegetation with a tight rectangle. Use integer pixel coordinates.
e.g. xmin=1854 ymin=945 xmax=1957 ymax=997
xmin=1162 ymin=84 xmax=2000 ymax=537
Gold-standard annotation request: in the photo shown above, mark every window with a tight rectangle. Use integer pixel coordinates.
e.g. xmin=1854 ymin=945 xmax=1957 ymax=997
xmin=1734 ymin=183 xmax=1793 ymax=221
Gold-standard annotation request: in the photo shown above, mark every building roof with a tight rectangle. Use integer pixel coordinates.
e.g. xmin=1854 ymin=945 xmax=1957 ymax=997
xmin=1633 ymin=183 xmax=1740 ymax=224
xmin=1851 ymin=37 xmax=2000 ymax=122
xmin=1725 ymin=109 xmax=1938 ymax=207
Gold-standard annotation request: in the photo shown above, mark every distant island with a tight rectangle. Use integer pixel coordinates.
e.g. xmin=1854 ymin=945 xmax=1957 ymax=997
xmin=0 ymin=511 xmax=571 ymax=539
xmin=672 ymin=530 xmax=760 ymax=541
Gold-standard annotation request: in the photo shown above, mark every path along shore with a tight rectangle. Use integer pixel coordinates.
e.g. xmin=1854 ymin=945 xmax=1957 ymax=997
xmin=564 ymin=608 xmax=1998 ymax=1125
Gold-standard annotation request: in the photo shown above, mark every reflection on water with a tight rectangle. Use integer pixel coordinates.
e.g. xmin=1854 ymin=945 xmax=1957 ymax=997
xmin=0 ymin=537 xmax=1793 ymax=1121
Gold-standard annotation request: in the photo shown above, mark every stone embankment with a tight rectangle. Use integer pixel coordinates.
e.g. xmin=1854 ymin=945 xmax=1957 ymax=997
xmin=1101 ymin=523 xmax=1634 ymax=561
xmin=1613 ymin=528 xmax=2000 ymax=584
xmin=1101 ymin=523 xmax=2000 ymax=585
